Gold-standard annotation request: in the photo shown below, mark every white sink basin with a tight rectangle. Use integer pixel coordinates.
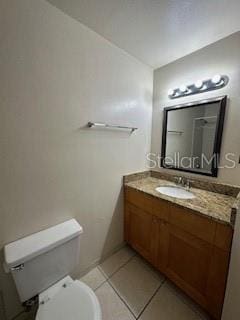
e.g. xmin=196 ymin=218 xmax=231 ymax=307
xmin=155 ymin=186 xmax=195 ymax=199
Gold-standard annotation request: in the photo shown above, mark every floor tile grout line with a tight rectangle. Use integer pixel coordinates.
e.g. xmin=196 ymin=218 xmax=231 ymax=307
xmin=83 ymin=247 xmax=209 ymax=320
xmin=136 ymin=278 xmax=166 ymax=320
xmin=105 ymin=250 xmax=163 ymax=283
xmin=177 ymin=296 xmax=207 ymax=319
xmin=96 ymin=266 xmax=109 ymax=280
xmin=94 ymin=276 xmax=208 ymax=320
xmin=93 ymin=279 xmax=108 ymax=292
xmin=106 ymin=278 xmax=137 ymax=319
xmin=177 ymin=297 xmax=209 ymax=320
xmin=164 ymin=280 xmax=209 ymax=320
xmin=97 ymin=251 xmax=137 ymax=280
xmin=97 ymin=248 xmax=168 ymax=319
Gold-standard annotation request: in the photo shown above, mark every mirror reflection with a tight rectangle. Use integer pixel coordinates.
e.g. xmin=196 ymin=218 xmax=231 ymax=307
xmin=161 ymin=97 xmax=226 ymax=176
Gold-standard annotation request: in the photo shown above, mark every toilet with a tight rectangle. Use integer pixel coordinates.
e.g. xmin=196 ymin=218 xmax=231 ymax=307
xmin=4 ymin=219 xmax=102 ymax=320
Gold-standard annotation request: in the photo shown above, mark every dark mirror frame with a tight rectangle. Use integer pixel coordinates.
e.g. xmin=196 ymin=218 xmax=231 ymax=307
xmin=161 ymin=95 xmax=227 ymax=177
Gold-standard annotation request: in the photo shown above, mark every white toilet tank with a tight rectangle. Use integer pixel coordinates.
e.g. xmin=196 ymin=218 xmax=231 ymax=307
xmin=4 ymin=219 xmax=83 ymax=302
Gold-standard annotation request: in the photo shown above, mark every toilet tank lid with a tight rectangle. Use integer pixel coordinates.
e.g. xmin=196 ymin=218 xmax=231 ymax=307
xmin=4 ymin=219 xmax=83 ymax=269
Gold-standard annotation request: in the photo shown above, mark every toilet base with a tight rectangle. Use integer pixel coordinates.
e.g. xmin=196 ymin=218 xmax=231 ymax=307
xmin=36 ymin=276 xmax=102 ymax=320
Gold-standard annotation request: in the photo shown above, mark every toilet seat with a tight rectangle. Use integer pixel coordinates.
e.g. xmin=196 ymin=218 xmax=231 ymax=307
xmin=36 ymin=280 xmax=101 ymax=320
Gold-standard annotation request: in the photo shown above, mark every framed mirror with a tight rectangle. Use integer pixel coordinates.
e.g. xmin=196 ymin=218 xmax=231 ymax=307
xmin=161 ymin=96 xmax=227 ymax=177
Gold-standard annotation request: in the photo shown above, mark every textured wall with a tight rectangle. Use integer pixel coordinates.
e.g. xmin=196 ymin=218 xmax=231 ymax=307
xmin=152 ymin=32 xmax=240 ymax=185
xmin=0 ymin=1 xmax=153 ymax=318
xmin=222 ymin=210 xmax=240 ymax=319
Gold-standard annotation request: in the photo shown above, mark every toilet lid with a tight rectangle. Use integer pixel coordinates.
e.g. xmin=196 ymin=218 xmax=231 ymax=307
xmin=36 ymin=280 xmax=101 ymax=320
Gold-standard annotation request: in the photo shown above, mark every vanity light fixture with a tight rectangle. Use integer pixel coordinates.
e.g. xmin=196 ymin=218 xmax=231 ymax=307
xmin=168 ymin=88 xmax=175 ymax=96
xmin=212 ymin=74 xmax=222 ymax=84
xmin=168 ymin=75 xmax=228 ymax=99
xmin=195 ymin=80 xmax=203 ymax=89
xmin=179 ymin=85 xmax=188 ymax=93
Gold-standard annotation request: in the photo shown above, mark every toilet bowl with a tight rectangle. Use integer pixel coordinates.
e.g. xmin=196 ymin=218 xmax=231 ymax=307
xmin=4 ymin=219 xmax=102 ymax=320
xmin=36 ymin=276 xmax=101 ymax=320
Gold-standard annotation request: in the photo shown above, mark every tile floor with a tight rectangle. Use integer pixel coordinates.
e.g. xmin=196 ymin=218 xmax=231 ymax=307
xmin=81 ymin=246 xmax=210 ymax=320
xmin=14 ymin=245 xmax=210 ymax=320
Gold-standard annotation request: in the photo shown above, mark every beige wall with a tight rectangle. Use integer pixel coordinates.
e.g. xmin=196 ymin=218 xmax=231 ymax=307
xmin=152 ymin=34 xmax=240 ymax=319
xmin=151 ymin=32 xmax=240 ymax=185
xmin=222 ymin=211 xmax=240 ymax=320
xmin=0 ymin=0 xmax=153 ymax=318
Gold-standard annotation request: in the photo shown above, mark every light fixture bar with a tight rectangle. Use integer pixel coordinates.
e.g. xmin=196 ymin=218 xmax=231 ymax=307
xmin=168 ymin=75 xmax=229 ymax=99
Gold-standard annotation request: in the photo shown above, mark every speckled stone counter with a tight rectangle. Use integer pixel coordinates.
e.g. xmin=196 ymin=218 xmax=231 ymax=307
xmin=124 ymin=173 xmax=240 ymax=227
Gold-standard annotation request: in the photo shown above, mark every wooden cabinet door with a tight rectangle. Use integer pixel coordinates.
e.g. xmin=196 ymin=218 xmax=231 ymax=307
xmin=154 ymin=219 xmax=168 ymax=273
xmin=125 ymin=194 xmax=232 ymax=320
xmin=160 ymin=223 xmax=213 ymax=309
xmin=127 ymin=204 xmax=155 ymax=263
xmin=206 ymin=247 xmax=231 ymax=320
xmin=124 ymin=203 xmax=131 ymax=243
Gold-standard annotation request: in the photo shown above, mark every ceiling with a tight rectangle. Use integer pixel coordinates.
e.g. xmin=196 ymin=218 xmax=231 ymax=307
xmin=47 ymin=0 xmax=240 ymax=68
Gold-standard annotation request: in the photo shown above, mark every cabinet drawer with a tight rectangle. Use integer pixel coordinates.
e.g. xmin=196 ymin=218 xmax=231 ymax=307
xmin=125 ymin=187 xmax=152 ymax=214
xmin=169 ymin=205 xmax=216 ymax=243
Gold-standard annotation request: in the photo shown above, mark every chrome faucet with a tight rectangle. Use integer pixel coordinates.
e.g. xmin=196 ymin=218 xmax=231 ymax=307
xmin=184 ymin=179 xmax=191 ymax=190
xmin=175 ymin=176 xmax=192 ymax=190
xmin=175 ymin=176 xmax=184 ymax=186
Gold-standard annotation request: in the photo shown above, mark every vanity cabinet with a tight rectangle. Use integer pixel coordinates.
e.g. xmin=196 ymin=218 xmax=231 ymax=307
xmin=125 ymin=203 xmax=155 ymax=263
xmin=124 ymin=187 xmax=233 ymax=320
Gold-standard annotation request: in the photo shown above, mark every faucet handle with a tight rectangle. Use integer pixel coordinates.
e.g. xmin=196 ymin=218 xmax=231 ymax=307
xmin=174 ymin=176 xmax=183 ymax=185
xmin=185 ymin=179 xmax=194 ymax=190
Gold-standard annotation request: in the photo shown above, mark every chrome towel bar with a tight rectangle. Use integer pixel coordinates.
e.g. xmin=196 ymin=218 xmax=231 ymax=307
xmin=87 ymin=122 xmax=138 ymax=133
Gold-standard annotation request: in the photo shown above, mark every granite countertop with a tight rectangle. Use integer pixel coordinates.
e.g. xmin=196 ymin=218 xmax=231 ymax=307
xmin=125 ymin=176 xmax=238 ymax=226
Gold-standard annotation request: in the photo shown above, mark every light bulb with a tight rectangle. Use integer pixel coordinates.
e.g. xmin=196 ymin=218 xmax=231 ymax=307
xmin=195 ymin=80 xmax=203 ymax=89
xmin=180 ymin=85 xmax=187 ymax=93
xmin=168 ymin=88 xmax=174 ymax=96
xmin=212 ymin=74 xmax=222 ymax=84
